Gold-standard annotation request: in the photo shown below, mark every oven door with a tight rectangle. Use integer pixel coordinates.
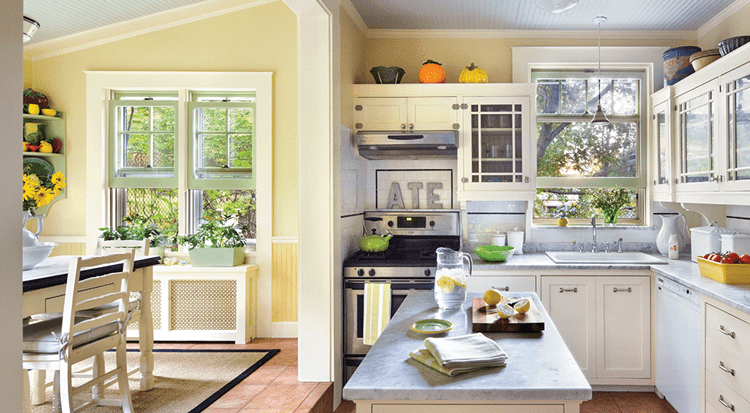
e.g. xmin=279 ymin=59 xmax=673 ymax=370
xmin=344 ymin=278 xmax=433 ymax=356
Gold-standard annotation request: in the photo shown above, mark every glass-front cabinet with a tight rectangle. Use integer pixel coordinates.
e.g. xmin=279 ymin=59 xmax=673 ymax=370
xmin=674 ymin=79 xmax=720 ymax=193
xmin=458 ymin=96 xmax=533 ymax=193
xmin=651 ymin=88 xmax=673 ymax=200
xmin=722 ymin=62 xmax=750 ymax=191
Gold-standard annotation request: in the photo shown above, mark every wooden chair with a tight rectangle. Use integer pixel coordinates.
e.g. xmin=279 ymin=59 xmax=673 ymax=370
xmin=23 ymin=251 xmax=136 ymax=413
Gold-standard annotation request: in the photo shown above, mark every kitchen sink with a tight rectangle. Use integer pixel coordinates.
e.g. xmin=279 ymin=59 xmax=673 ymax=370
xmin=545 ymin=251 xmax=668 ymax=265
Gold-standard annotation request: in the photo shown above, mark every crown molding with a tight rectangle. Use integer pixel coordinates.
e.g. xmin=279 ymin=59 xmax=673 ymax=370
xmin=365 ymin=29 xmax=697 ymax=40
xmin=24 ymin=0 xmax=276 ymax=61
xmin=697 ymin=0 xmax=750 ymax=40
xmin=338 ymin=0 xmax=368 ymax=35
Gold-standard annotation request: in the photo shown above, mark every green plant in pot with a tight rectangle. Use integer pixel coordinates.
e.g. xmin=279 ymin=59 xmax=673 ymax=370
xmin=99 ymin=213 xmax=173 ymax=258
xmin=589 ymin=187 xmax=631 ymax=225
xmin=177 ymin=214 xmax=246 ymax=267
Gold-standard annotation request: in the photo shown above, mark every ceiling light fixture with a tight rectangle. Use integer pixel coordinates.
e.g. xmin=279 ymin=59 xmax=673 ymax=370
xmin=591 ymin=16 xmax=610 ymax=125
xmin=23 ymin=16 xmax=40 ymax=43
xmin=533 ymin=0 xmax=579 ymax=13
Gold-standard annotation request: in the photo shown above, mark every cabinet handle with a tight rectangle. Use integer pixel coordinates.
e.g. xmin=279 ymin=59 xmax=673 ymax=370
xmin=524 ymin=176 xmax=529 ymax=183
xmin=719 ymin=325 xmax=736 ymax=339
xmin=559 ymin=287 xmax=578 ymax=293
xmin=613 ymin=287 xmax=632 ymax=293
xmin=718 ymin=395 xmax=735 ymax=412
xmin=401 ymin=123 xmax=406 ymax=129
xmin=492 ymin=286 xmax=510 ymax=292
xmin=654 ymin=179 xmax=657 ymax=185
xmin=718 ymin=361 xmax=736 ymax=376
xmin=408 ymin=123 xmax=414 ymax=130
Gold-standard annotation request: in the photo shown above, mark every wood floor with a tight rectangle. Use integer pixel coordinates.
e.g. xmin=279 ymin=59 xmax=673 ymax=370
xmin=147 ymin=339 xmax=678 ymax=413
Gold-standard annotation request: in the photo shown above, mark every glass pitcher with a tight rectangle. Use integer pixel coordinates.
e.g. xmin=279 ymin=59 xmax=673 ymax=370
xmin=434 ymin=247 xmax=473 ymax=310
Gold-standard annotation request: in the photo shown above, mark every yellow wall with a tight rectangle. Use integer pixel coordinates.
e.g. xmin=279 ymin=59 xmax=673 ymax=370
xmin=362 ymin=36 xmax=695 ymax=85
xmin=26 ymin=1 xmax=298 ymax=238
xmin=698 ymin=3 xmax=750 ymax=50
xmin=23 ymin=58 xmax=32 ymax=89
xmin=339 ymin=7 xmax=367 ymax=129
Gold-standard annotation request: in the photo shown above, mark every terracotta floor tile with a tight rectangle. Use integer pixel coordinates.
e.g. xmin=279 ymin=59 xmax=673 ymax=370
xmin=581 ymin=392 xmax=620 ymax=413
xmin=242 ymin=365 xmax=288 ymax=384
xmin=612 ymin=392 xmax=676 ymax=413
xmin=210 ymin=384 xmax=268 ymax=409
xmin=334 ymin=400 xmax=356 ymax=413
xmin=244 ymin=383 xmax=318 ymax=410
xmin=239 ymin=409 xmax=297 ymax=413
xmin=265 ymin=350 xmax=298 ymax=366
xmin=296 ymin=382 xmax=333 ymax=413
xmin=204 ymin=408 xmax=242 ymax=413
xmin=272 ymin=366 xmax=300 ymax=385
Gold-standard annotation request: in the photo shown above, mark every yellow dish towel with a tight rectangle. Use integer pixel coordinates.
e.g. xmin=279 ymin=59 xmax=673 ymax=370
xmin=363 ymin=282 xmax=391 ymax=345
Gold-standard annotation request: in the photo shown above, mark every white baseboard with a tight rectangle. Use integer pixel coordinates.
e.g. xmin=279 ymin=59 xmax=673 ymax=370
xmin=269 ymin=321 xmax=298 ymax=338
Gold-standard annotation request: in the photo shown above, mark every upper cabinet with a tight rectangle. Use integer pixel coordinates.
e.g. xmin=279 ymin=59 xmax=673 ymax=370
xmin=649 ymin=42 xmax=750 ymax=205
xmin=353 ymin=97 xmax=458 ymax=131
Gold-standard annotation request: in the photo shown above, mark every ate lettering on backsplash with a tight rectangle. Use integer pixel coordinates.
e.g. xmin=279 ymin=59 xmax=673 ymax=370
xmin=387 ymin=182 xmax=443 ymax=209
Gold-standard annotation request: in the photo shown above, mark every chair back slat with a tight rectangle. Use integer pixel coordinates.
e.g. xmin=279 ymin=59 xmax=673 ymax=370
xmin=75 ymin=292 xmax=128 ymax=313
xmin=95 ymin=238 xmax=150 ymax=256
xmin=71 ymin=312 xmax=124 ymax=336
xmin=76 ymin=271 xmax=127 ymax=292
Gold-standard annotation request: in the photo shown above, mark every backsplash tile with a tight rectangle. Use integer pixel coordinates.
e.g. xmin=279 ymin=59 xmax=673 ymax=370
xmin=726 ymin=205 xmax=750 ymax=233
xmin=368 ymin=160 xmax=457 ymax=210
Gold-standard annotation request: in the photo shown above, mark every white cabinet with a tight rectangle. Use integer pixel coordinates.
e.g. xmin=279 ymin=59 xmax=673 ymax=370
xmin=650 ymin=88 xmax=675 ymax=201
xmin=541 ymin=275 xmax=651 ymax=381
xmin=354 ymin=97 xmax=458 ymax=131
xmin=719 ymin=61 xmax=750 ymax=192
xmin=466 ymin=275 xmax=537 ymax=294
xmin=541 ymin=276 xmax=596 ymax=378
xmin=458 ymin=96 xmax=535 ymax=195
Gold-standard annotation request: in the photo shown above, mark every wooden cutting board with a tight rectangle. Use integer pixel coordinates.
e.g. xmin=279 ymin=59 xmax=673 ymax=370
xmin=471 ymin=297 xmax=545 ymax=333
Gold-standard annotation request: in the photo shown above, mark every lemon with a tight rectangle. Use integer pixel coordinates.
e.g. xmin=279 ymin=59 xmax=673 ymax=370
xmin=496 ymin=303 xmax=516 ymax=318
xmin=512 ymin=298 xmax=531 ymax=314
xmin=483 ymin=288 xmax=503 ymax=306
xmin=41 ymin=108 xmax=57 ymax=117
xmin=436 ymin=276 xmax=455 ymax=293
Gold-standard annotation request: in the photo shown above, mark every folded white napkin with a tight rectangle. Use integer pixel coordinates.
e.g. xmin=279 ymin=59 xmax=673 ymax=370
xmin=424 ymin=333 xmax=508 ymax=369
xmin=409 ymin=349 xmax=505 ymax=376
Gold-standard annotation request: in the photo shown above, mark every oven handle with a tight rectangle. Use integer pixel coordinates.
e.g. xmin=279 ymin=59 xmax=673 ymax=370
xmin=345 ymin=281 xmax=433 ymax=291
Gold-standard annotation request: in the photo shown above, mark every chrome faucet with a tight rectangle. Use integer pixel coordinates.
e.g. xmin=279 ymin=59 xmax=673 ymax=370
xmin=617 ymin=238 xmax=624 ymax=253
xmin=591 ymin=216 xmax=597 ymax=253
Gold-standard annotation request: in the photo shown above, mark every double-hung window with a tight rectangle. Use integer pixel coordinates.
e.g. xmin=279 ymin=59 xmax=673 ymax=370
xmin=533 ymin=70 xmax=648 ymax=224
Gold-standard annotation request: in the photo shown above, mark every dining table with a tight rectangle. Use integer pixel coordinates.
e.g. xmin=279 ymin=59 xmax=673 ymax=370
xmin=22 ymin=254 xmax=162 ymax=406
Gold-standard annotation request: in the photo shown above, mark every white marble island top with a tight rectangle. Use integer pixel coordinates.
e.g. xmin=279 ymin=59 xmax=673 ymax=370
xmin=342 ymin=291 xmax=592 ymax=402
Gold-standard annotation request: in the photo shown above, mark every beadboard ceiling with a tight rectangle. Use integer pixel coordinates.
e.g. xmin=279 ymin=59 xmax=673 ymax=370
xmin=22 ymin=0 xmax=744 ymax=47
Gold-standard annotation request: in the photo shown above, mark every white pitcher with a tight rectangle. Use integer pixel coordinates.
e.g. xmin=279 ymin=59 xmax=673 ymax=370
xmin=656 ymin=215 xmax=685 ymax=257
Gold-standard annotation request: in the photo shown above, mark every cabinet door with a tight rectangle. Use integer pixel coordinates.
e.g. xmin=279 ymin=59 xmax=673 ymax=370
xmin=459 ymin=96 xmax=533 ymax=192
xmin=466 ymin=275 xmax=537 ymax=294
xmin=541 ymin=276 xmax=596 ymax=378
xmin=407 ymin=97 xmax=458 ymax=131
xmin=651 ymin=98 xmax=674 ymax=199
xmin=675 ymin=80 xmax=721 ymax=193
xmin=721 ymin=62 xmax=750 ymax=191
xmin=354 ymin=98 xmax=408 ymax=131
xmin=596 ymin=276 xmax=651 ymax=379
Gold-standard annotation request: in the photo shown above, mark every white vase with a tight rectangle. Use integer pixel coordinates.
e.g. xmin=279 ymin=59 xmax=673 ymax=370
xmin=22 ymin=211 xmax=45 ymax=247
xmin=657 ymin=215 xmax=685 ymax=257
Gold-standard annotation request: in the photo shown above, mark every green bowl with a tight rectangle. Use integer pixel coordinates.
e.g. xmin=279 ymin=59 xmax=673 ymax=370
xmin=474 ymin=245 xmax=515 ymax=262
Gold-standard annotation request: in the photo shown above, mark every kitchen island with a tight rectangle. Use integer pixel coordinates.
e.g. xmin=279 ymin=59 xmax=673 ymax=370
xmin=343 ymin=291 xmax=592 ymax=413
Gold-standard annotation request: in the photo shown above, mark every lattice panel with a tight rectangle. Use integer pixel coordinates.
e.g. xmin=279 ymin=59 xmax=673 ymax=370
xmin=128 ymin=280 xmax=162 ymax=331
xmin=170 ymin=280 xmax=237 ymax=330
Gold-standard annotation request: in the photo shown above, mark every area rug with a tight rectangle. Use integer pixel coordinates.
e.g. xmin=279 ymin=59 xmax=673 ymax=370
xmin=31 ymin=348 xmax=280 ymax=413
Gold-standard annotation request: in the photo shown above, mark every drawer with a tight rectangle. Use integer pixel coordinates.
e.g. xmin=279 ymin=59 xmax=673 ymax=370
xmin=45 ymin=283 xmax=115 ymax=314
xmin=706 ymin=370 xmax=750 ymax=413
xmin=706 ymin=304 xmax=750 ymax=356
xmin=707 ymin=336 xmax=750 ymax=397
xmin=372 ymin=404 xmax=563 ymax=413
xmin=466 ymin=276 xmax=536 ymax=294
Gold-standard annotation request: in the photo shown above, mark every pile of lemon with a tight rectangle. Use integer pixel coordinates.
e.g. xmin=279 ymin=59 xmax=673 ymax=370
xmin=483 ymin=288 xmax=530 ymax=318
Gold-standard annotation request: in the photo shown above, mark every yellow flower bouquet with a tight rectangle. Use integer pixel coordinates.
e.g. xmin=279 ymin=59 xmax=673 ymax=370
xmin=23 ymin=171 xmax=65 ymax=215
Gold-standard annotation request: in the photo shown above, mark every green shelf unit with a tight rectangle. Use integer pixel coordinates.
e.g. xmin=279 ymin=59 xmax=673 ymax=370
xmin=23 ymin=113 xmax=67 ymax=215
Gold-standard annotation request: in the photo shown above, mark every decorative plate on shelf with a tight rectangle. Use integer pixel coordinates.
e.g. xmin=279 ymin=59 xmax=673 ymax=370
xmin=410 ymin=319 xmax=453 ymax=334
xmin=23 ymin=157 xmax=54 ymax=179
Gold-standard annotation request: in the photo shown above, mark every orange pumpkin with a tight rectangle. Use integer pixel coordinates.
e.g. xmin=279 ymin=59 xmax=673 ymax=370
xmin=418 ymin=60 xmax=446 ymax=83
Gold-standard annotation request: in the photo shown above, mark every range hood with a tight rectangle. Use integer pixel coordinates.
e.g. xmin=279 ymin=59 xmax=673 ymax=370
xmin=356 ymin=130 xmax=458 ymax=160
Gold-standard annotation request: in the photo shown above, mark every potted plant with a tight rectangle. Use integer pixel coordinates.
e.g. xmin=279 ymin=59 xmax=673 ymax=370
xmin=99 ymin=213 xmax=174 ymax=258
xmin=589 ymin=187 xmax=632 ymax=225
xmin=177 ymin=215 xmax=246 ymax=267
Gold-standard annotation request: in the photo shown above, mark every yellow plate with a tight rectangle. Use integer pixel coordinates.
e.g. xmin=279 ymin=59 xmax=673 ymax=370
xmin=410 ymin=319 xmax=453 ymax=334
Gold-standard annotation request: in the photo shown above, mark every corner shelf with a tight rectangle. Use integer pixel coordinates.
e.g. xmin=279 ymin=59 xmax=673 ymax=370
xmin=23 ymin=113 xmax=66 ymax=215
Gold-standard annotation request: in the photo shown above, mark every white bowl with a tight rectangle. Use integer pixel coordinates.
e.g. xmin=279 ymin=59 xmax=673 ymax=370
xmin=22 ymin=242 xmax=58 ymax=270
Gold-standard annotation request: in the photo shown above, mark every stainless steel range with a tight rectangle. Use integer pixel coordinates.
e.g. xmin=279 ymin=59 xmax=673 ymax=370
xmin=343 ymin=209 xmax=461 ymax=383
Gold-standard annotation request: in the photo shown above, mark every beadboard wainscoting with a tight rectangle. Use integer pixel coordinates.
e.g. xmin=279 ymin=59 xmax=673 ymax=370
xmin=272 ymin=238 xmax=299 ymax=330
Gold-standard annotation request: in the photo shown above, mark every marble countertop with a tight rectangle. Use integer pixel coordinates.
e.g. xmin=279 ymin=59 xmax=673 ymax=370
xmin=342 ymin=291 xmax=592 ymax=402
xmin=467 ymin=252 xmax=750 ymax=316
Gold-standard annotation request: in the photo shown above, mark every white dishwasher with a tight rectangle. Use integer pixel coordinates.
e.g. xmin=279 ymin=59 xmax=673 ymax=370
xmin=656 ymin=276 xmax=701 ymax=413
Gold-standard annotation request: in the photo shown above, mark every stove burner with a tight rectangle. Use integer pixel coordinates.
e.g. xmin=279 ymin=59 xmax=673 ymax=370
xmin=359 ymin=250 xmax=391 ymax=259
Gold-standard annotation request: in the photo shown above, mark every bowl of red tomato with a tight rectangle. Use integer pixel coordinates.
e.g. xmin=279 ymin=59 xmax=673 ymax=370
xmin=697 ymin=251 xmax=750 ymax=284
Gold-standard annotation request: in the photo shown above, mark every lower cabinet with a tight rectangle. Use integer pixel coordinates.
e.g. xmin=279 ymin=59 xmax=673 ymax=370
xmin=541 ymin=275 xmax=651 ymax=381
xmin=466 ymin=274 xmax=537 ymax=294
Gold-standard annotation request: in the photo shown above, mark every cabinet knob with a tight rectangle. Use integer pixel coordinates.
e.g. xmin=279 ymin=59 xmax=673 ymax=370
xmin=401 ymin=123 xmax=406 ymax=129
xmin=524 ymin=176 xmax=529 ymax=183
xmin=355 ymin=123 xmax=363 ymax=129
xmin=452 ymin=103 xmax=460 ymax=110
xmin=355 ymin=105 xmax=363 ymax=111
xmin=461 ymin=103 xmax=468 ymax=109
xmin=461 ymin=177 xmax=469 ymax=184
xmin=408 ymin=123 xmax=414 ymax=130
xmin=653 ymin=179 xmax=657 ymax=185
xmin=453 ymin=123 xmax=460 ymax=130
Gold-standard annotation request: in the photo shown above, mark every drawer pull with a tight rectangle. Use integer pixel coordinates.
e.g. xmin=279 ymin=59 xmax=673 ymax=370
xmin=492 ymin=286 xmax=510 ymax=292
xmin=719 ymin=361 xmax=736 ymax=376
xmin=719 ymin=325 xmax=736 ymax=339
xmin=613 ymin=287 xmax=632 ymax=293
xmin=559 ymin=287 xmax=578 ymax=293
xmin=718 ymin=395 xmax=735 ymax=412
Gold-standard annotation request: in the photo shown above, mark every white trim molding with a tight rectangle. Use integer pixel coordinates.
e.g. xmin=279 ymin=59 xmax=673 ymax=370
xmin=339 ymin=0 xmax=368 ymax=35
xmin=272 ymin=236 xmax=299 ymax=244
xmin=271 ymin=321 xmax=298 ymax=338
xmin=697 ymin=0 xmax=750 ymax=39
xmin=23 ymin=0 xmax=276 ymax=61
xmin=366 ymin=29 xmax=696 ymax=40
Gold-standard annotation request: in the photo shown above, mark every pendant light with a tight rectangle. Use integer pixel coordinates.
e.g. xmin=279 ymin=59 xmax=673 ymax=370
xmin=591 ymin=16 xmax=610 ymax=125
xmin=23 ymin=16 xmax=40 ymax=43
xmin=533 ymin=0 xmax=579 ymax=13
